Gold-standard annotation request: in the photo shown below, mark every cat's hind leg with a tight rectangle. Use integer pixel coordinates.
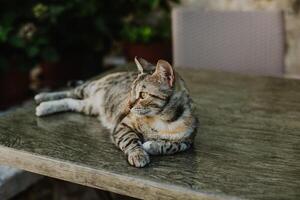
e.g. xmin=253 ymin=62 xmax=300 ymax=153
xmin=142 ymin=140 xmax=192 ymax=155
xmin=35 ymin=81 xmax=91 ymax=104
xmin=36 ymin=98 xmax=87 ymax=117
xmin=35 ymin=91 xmax=76 ymax=104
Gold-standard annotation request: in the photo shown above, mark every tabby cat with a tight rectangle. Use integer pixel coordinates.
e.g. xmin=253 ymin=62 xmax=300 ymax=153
xmin=35 ymin=58 xmax=198 ymax=167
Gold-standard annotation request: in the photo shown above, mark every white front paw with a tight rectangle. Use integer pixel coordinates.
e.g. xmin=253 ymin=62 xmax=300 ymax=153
xmin=36 ymin=103 xmax=50 ymax=117
xmin=34 ymin=93 xmax=46 ymax=104
xmin=142 ymin=141 xmax=160 ymax=155
xmin=142 ymin=141 xmax=152 ymax=151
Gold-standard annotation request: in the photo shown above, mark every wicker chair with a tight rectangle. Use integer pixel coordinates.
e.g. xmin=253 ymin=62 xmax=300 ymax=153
xmin=172 ymin=8 xmax=285 ymax=77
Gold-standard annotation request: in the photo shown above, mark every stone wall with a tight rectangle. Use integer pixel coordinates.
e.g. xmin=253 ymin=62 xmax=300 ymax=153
xmin=182 ymin=0 xmax=300 ymax=78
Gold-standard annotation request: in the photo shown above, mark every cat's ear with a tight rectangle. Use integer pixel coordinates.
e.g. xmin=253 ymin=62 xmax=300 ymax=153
xmin=134 ymin=57 xmax=155 ymax=73
xmin=153 ymin=59 xmax=175 ymax=87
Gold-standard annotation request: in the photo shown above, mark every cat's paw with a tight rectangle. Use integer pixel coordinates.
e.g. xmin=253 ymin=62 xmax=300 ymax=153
xmin=36 ymin=102 xmax=50 ymax=117
xmin=142 ymin=141 xmax=160 ymax=155
xmin=34 ymin=93 xmax=47 ymax=104
xmin=127 ymin=148 xmax=150 ymax=168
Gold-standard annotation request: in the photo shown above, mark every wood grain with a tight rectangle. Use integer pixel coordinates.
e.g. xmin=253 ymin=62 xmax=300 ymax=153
xmin=0 ymin=67 xmax=300 ymax=200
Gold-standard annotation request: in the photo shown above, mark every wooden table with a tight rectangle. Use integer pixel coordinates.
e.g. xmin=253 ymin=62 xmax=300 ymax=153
xmin=0 ymin=68 xmax=299 ymax=200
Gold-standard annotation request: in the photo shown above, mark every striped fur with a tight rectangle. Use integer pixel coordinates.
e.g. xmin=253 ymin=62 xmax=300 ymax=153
xmin=35 ymin=58 xmax=198 ymax=167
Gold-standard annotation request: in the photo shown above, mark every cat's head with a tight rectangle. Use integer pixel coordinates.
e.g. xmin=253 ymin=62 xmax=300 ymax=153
xmin=130 ymin=57 xmax=175 ymax=116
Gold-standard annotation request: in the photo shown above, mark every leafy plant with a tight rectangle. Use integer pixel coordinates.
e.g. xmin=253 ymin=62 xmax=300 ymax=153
xmin=0 ymin=2 xmax=35 ymax=72
xmin=0 ymin=0 xmax=129 ymax=73
xmin=0 ymin=0 xmax=179 ymax=73
xmin=121 ymin=0 xmax=180 ymax=43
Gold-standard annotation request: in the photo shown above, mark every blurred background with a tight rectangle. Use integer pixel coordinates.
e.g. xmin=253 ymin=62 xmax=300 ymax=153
xmin=0 ymin=0 xmax=177 ymax=110
xmin=1 ymin=0 xmax=300 ymax=199
xmin=1 ymin=0 xmax=300 ymax=111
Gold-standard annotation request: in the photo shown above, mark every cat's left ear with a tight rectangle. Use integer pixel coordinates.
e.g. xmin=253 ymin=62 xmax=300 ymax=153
xmin=153 ymin=59 xmax=175 ymax=87
xmin=134 ymin=57 xmax=155 ymax=74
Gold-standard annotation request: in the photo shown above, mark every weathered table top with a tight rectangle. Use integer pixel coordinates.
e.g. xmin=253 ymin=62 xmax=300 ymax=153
xmin=0 ymin=67 xmax=300 ymax=200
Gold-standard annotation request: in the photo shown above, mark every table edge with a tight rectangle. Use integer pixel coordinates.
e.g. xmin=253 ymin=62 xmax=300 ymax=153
xmin=0 ymin=145 xmax=238 ymax=200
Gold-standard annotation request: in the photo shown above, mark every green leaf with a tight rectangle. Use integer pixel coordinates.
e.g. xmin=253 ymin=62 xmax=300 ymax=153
xmin=27 ymin=46 xmax=39 ymax=57
xmin=9 ymin=35 xmax=25 ymax=48
xmin=0 ymin=25 xmax=12 ymax=42
xmin=140 ymin=26 xmax=153 ymax=42
xmin=49 ymin=5 xmax=65 ymax=17
xmin=35 ymin=37 xmax=48 ymax=45
xmin=33 ymin=3 xmax=48 ymax=19
xmin=149 ymin=0 xmax=159 ymax=9
xmin=47 ymin=5 xmax=66 ymax=24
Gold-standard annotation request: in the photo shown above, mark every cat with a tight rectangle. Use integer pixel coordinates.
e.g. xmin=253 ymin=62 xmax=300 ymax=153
xmin=35 ymin=57 xmax=198 ymax=167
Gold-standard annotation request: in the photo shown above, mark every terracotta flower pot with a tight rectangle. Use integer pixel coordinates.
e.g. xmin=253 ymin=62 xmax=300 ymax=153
xmin=0 ymin=68 xmax=30 ymax=109
xmin=33 ymin=54 xmax=103 ymax=90
xmin=123 ymin=42 xmax=172 ymax=64
xmin=38 ymin=60 xmax=85 ymax=89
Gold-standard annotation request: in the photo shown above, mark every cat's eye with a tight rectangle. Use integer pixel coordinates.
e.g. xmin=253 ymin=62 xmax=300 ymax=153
xmin=140 ymin=92 xmax=148 ymax=99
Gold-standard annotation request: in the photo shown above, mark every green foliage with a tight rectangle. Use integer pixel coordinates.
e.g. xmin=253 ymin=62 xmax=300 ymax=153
xmin=32 ymin=3 xmax=48 ymax=19
xmin=122 ymin=25 xmax=153 ymax=43
xmin=121 ymin=0 xmax=180 ymax=43
xmin=0 ymin=0 xmax=128 ymax=72
xmin=0 ymin=0 xmax=179 ymax=72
